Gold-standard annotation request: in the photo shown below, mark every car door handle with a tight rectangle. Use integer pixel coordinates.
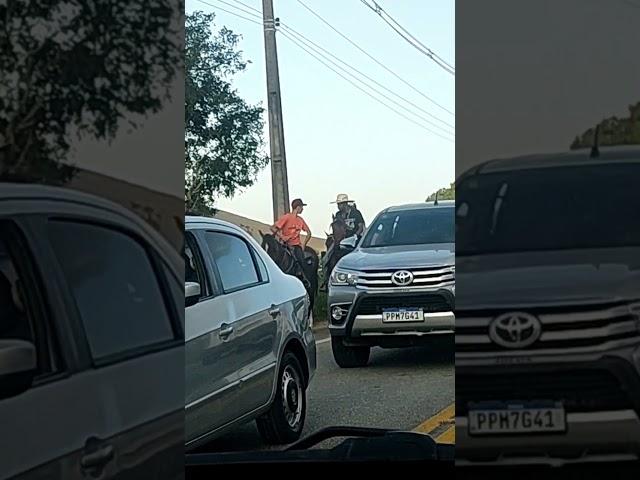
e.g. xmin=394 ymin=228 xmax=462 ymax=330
xmin=80 ymin=443 xmax=114 ymax=470
xmin=269 ymin=306 xmax=281 ymax=318
xmin=219 ymin=324 xmax=234 ymax=338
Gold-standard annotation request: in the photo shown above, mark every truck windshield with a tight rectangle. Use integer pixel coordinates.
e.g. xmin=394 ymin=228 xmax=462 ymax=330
xmin=456 ymin=162 xmax=640 ymax=255
xmin=361 ymin=206 xmax=454 ymax=248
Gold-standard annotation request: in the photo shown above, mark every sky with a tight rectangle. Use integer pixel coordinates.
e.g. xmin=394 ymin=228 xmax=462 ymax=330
xmin=64 ymin=1 xmax=638 ymax=235
xmin=456 ymin=0 xmax=640 ymax=173
xmin=186 ymin=0 xmax=455 ymax=236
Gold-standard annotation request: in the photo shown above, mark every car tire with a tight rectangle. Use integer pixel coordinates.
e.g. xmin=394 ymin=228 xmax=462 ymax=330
xmin=257 ymin=351 xmax=306 ymax=445
xmin=331 ymin=337 xmax=370 ymax=368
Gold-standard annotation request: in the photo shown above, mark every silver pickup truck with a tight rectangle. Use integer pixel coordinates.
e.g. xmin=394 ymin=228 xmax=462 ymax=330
xmin=327 ymin=201 xmax=455 ymax=368
xmin=455 ymin=146 xmax=640 ymax=465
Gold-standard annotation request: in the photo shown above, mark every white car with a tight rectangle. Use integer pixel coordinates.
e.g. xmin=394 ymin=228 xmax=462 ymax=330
xmin=1 ymin=184 xmax=183 ymax=479
xmin=185 ymin=216 xmax=317 ymax=449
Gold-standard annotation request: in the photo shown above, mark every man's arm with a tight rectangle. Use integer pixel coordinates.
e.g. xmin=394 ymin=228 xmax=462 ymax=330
xmin=271 ymin=214 xmax=286 ymax=236
xmin=302 ymin=220 xmax=312 ymax=248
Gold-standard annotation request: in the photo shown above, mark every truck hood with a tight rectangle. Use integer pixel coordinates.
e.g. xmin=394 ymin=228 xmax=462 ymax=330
xmin=337 ymin=243 xmax=455 ymax=271
xmin=456 ymin=247 xmax=640 ymax=310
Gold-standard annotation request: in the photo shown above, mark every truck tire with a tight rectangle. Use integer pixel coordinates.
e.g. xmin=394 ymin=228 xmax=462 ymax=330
xmin=331 ymin=337 xmax=370 ymax=368
xmin=257 ymin=352 xmax=306 ymax=444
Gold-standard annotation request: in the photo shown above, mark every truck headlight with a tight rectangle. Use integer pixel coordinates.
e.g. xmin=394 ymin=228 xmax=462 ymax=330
xmin=330 ymin=268 xmax=359 ymax=286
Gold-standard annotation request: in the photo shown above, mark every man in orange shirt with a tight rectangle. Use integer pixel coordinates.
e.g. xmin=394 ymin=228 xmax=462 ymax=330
xmin=271 ymin=198 xmax=313 ymax=283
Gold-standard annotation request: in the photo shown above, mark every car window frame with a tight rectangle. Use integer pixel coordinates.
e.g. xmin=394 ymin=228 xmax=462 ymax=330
xmin=0 ymin=217 xmax=67 ymax=383
xmin=185 ymin=230 xmax=218 ymax=300
xmin=200 ymin=229 xmax=268 ymax=295
xmin=45 ymin=216 xmax=183 ymax=368
xmin=254 ymin=248 xmax=270 ymax=283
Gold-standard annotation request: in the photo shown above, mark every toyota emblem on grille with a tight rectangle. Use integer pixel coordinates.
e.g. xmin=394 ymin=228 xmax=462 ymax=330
xmin=391 ymin=270 xmax=414 ymax=286
xmin=489 ymin=312 xmax=542 ymax=349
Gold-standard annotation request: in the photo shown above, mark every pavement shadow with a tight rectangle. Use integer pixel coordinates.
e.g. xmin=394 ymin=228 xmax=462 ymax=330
xmin=367 ymin=338 xmax=455 ymax=369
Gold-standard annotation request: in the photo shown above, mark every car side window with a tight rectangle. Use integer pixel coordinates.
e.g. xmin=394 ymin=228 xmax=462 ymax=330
xmin=185 ymin=232 xmax=212 ymax=297
xmin=0 ymin=220 xmax=61 ymax=377
xmin=47 ymin=220 xmax=176 ymax=362
xmin=255 ymin=250 xmax=269 ymax=282
xmin=0 ymin=238 xmax=33 ymax=343
xmin=204 ymin=231 xmax=260 ymax=292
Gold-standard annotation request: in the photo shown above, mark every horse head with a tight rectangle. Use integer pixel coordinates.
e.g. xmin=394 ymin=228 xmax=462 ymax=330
xmin=330 ymin=217 xmax=348 ymax=244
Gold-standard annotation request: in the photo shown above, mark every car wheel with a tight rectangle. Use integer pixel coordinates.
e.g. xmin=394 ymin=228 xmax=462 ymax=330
xmin=331 ymin=337 xmax=370 ymax=368
xmin=257 ymin=351 xmax=306 ymax=445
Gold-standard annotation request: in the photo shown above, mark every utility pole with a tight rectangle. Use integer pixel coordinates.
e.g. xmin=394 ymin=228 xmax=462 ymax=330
xmin=262 ymin=0 xmax=290 ymax=221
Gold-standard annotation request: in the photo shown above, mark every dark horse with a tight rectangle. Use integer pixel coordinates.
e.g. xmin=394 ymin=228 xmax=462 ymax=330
xmin=320 ymin=216 xmax=350 ymax=290
xmin=259 ymin=232 xmax=319 ymax=310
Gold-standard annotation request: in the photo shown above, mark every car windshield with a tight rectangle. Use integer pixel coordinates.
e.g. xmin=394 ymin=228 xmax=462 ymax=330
xmin=361 ymin=206 xmax=455 ymax=248
xmin=456 ymin=162 xmax=640 ymax=255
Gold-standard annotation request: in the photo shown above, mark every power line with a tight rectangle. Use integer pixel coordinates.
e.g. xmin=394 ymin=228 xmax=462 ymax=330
xmin=209 ymin=0 xmax=262 ymax=19
xmin=228 ymin=0 xmax=262 ymax=15
xmin=373 ymin=7 xmax=455 ymax=75
xmin=195 ymin=0 xmax=263 ymax=25
xmin=280 ymin=23 xmax=454 ymax=134
xmin=360 ymin=0 xmax=455 ymax=74
xmin=279 ymin=30 xmax=453 ymax=143
xmin=294 ymin=0 xmax=454 ymax=117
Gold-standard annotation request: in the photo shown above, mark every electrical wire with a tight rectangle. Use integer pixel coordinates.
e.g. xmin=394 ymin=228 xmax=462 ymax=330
xmin=295 ymin=0 xmax=454 ymax=117
xmin=279 ymin=30 xmax=453 ymax=143
xmin=280 ymin=23 xmax=454 ymax=134
xmin=195 ymin=0 xmax=263 ymax=25
xmin=359 ymin=0 xmax=454 ymax=74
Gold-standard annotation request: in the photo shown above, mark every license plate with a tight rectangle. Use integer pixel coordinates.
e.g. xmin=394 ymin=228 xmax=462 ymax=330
xmin=468 ymin=402 xmax=566 ymax=435
xmin=382 ymin=308 xmax=424 ymax=322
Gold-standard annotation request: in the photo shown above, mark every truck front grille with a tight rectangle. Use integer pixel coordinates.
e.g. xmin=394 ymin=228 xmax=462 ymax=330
xmin=356 ymin=265 xmax=454 ymax=290
xmin=456 ymin=302 xmax=640 ymax=354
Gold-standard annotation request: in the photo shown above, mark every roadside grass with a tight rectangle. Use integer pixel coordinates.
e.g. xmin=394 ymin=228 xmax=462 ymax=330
xmin=313 ymin=288 xmax=327 ymax=325
xmin=312 ymin=268 xmax=327 ymax=326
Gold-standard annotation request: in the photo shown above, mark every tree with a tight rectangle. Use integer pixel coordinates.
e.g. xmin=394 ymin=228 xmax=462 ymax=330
xmin=185 ymin=11 xmax=268 ymax=214
xmin=570 ymin=101 xmax=640 ymax=149
xmin=0 ymin=1 xmax=182 ymax=183
xmin=427 ymin=182 xmax=455 ymax=201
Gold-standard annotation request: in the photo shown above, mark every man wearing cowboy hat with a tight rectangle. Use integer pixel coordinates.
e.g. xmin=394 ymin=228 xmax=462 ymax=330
xmin=331 ymin=193 xmax=366 ymax=239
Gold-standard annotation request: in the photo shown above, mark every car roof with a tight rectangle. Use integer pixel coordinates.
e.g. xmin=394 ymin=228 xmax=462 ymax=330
xmin=0 ymin=182 xmax=180 ymax=264
xmin=185 ymin=214 xmax=244 ymax=231
xmin=385 ymin=200 xmax=455 ymax=213
xmin=1 ymin=182 xmax=133 ymax=209
xmin=472 ymin=145 xmax=640 ymax=175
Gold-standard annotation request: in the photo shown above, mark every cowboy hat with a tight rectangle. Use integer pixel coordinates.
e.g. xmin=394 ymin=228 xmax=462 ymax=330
xmin=331 ymin=193 xmax=353 ymax=204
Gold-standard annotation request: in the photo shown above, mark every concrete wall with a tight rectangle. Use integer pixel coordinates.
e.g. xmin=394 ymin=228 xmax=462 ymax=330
xmin=69 ymin=170 xmax=183 ymax=252
xmin=214 ymin=209 xmax=327 ymax=253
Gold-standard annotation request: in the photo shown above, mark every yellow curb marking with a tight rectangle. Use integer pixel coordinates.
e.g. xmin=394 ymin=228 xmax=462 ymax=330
xmin=413 ymin=403 xmax=455 ymax=444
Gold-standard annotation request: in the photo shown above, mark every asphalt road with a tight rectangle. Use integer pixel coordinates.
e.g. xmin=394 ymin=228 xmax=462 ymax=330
xmin=197 ymin=329 xmax=455 ymax=453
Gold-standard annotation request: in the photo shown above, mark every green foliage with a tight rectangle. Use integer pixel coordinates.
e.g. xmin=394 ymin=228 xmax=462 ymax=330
xmin=185 ymin=11 xmax=268 ymax=213
xmin=427 ymin=182 xmax=455 ymax=201
xmin=571 ymin=101 xmax=640 ymax=149
xmin=313 ymin=286 xmax=327 ymax=326
xmin=0 ymin=1 xmax=182 ymax=183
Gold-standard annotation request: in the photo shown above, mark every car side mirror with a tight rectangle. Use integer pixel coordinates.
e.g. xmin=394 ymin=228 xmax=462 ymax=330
xmin=0 ymin=340 xmax=37 ymax=400
xmin=185 ymin=282 xmax=201 ymax=308
xmin=339 ymin=235 xmax=358 ymax=250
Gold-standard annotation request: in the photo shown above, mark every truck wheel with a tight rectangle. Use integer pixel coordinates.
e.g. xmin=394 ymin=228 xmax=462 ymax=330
xmin=257 ymin=352 xmax=306 ymax=444
xmin=331 ymin=337 xmax=370 ymax=368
